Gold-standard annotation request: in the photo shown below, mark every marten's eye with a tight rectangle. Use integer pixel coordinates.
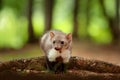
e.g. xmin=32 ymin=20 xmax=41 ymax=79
xmin=53 ymin=41 xmax=55 ymax=44
xmin=61 ymin=41 xmax=64 ymax=44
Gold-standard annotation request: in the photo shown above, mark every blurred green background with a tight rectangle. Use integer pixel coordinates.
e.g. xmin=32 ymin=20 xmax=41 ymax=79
xmin=0 ymin=0 xmax=120 ymax=63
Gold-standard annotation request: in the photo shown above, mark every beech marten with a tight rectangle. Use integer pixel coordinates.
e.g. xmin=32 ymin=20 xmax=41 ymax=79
xmin=40 ymin=30 xmax=72 ymax=73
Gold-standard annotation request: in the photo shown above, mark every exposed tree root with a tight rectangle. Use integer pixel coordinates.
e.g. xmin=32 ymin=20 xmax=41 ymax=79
xmin=0 ymin=56 xmax=120 ymax=80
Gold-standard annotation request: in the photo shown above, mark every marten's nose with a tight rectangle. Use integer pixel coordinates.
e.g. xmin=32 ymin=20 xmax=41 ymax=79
xmin=55 ymin=47 xmax=61 ymax=51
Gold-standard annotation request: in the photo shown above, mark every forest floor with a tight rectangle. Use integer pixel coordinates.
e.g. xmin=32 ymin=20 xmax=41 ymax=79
xmin=0 ymin=40 xmax=120 ymax=80
xmin=0 ymin=40 xmax=120 ymax=65
xmin=72 ymin=40 xmax=120 ymax=65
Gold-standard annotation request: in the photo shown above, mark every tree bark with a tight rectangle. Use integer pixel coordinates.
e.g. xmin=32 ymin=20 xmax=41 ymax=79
xmin=85 ymin=0 xmax=91 ymax=39
xmin=0 ymin=56 xmax=120 ymax=80
xmin=28 ymin=0 xmax=36 ymax=43
xmin=116 ymin=0 xmax=119 ymax=27
xmin=73 ymin=0 xmax=79 ymax=38
xmin=44 ymin=0 xmax=54 ymax=33
xmin=86 ymin=0 xmax=90 ymax=27
xmin=0 ymin=0 xmax=2 ymax=10
xmin=116 ymin=0 xmax=120 ymax=43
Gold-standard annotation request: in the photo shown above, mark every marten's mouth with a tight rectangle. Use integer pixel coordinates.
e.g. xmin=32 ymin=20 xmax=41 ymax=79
xmin=55 ymin=48 xmax=61 ymax=51
xmin=54 ymin=48 xmax=62 ymax=53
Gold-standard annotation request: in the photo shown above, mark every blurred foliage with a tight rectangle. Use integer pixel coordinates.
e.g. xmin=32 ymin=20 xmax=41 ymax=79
xmin=88 ymin=0 xmax=112 ymax=44
xmin=0 ymin=0 xmax=117 ymax=49
xmin=53 ymin=0 xmax=74 ymax=33
xmin=2 ymin=0 xmax=27 ymax=16
xmin=78 ymin=0 xmax=113 ymax=44
xmin=0 ymin=8 xmax=28 ymax=49
xmin=32 ymin=0 xmax=45 ymax=37
xmin=104 ymin=0 xmax=116 ymax=18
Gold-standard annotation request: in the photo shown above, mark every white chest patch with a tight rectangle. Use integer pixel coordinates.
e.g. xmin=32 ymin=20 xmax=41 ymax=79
xmin=48 ymin=49 xmax=71 ymax=63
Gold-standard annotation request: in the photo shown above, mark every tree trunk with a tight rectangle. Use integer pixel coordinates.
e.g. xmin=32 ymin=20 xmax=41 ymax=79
xmin=0 ymin=0 xmax=2 ymax=10
xmin=73 ymin=0 xmax=79 ymax=38
xmin=116 ymin=0 xmax=119 ymax=27
xmin=86 ymin=0 xmax=89 ymax=27
xmin=28 ymin=0 xmax=36 ymax=43
xmin=44 ymin=0 xmax=54 ymax=33
xmin=86 ymin=0 xmax=91 ymax=39
xmin=116 ymin=0 xmax=120 ymax=43
xmin=100 ymin=0 xmax=120 ymax=44
xmin=118 ymin=0 xmax=120 ymax=28
xmin=0 ymin=56 xmax=120 ymax=80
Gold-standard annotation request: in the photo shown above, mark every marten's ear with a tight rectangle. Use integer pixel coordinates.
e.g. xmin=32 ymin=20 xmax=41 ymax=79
xmin=50 ymin=32 xmax=55 ymax=38
xmin=66 ymin=33 xmax=72 ymax=41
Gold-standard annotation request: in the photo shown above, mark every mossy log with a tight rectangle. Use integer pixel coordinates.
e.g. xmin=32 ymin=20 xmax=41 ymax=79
xmin=0 ymin=56 xmax=120 ymax=80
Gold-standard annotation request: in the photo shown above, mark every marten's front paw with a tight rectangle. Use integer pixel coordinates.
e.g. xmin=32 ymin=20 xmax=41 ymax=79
xmin=54 ymin=63 xmax=67 ymax=74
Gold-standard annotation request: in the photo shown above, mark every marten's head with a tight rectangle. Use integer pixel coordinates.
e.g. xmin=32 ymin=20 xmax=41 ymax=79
xmin=49 ymin=31 xmax=72 ymax=53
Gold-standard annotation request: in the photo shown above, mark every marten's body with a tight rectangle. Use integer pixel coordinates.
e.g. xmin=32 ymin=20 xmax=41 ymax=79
xmin=40 ymin=30 xmax=72 ymax=73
